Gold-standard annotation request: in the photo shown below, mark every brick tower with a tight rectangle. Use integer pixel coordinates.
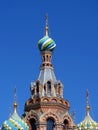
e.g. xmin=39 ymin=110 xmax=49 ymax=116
xmin=23 ymin=15 xmax=74 ymax=130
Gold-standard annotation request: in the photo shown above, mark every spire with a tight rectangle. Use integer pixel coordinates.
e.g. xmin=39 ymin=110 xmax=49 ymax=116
xmin=45 ymin=14 xmax=49 ymax=36
xmin=38 ymin=14 xmax=56 ymax=52
xmin=13 ymin=87 xmax=17 ymax=113
xmin=86 ymin=89 xmax=90 ymax=116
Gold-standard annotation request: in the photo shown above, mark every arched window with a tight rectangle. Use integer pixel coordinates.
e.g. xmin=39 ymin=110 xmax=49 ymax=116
xmin=32 ymin=89 xmax=34 ymax=95
xmin=47 ymin=81 xmax=51 ymax=94
xmin=36 ymin=82 xmax=39 ymax=94
xmin=63 ymin=119 xmax=69 ymax=130
xmin=46 ymin=55 xmax=48 ymax=61
xmin=30 ymin=118 xmax=36 ymax=130
xmin=44 ymin=85 xmax=46 ymax=92
xmin=47 ymin=118 xmax=55 ymax=130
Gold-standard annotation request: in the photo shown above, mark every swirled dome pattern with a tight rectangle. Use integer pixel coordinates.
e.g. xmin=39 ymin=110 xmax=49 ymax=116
xmin=38 ymin=36 xmax=56 ymax=51
xmin=2 ymin=112 xmax=29 ymax=130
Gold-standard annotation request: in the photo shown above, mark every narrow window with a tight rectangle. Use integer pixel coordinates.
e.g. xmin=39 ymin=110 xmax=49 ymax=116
xmin=47 ymin=81 xmax=51 ymax=94
xmin=46 ymin=55 xmax=48 ymax=61
xmin=43 ymin=56 xmax=45 ymax=61
xmin=30 ymin=118 xmax=36 ymax=130
xmin=44 ymin=85 xmax=46 ymax=92
xmin=32 ymin=89 xmax=34 ymax=95
xmin=36 ymin=82 xmax=39 ymax=93
xmin=63 ymin=119 xmax=69 ymax=130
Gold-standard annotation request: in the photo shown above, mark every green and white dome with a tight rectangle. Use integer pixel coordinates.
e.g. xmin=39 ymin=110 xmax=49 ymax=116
xmin=38 ymin=35 xmax=56 ymax=52
xmin=2 ymin=102 xmax=29 ymax=130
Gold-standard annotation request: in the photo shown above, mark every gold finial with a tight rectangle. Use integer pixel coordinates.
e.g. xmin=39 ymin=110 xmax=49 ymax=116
xmin=86 ymin=89 xmax=90 ymax=115
xmin=13 ymin=87 xmax=17 ymax=113
xmin=45 ymin=14 xmax=49 ymax=36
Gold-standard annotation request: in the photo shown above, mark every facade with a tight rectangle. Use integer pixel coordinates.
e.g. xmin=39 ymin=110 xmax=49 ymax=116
xmin=1 ymin=16 xmax=98 ymax=130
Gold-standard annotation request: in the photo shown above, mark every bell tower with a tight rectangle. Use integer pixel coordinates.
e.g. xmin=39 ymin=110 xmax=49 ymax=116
xmin=24 ymin=15 xmax=74 ymax=130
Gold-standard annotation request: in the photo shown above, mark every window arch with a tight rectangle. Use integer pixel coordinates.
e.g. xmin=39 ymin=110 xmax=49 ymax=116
xmin=30 ymin=118 xmax=36 ymax=130
xmin=63 ymin=119 xmax=69 ymax=130
xmin=47 ymin=118 xmax=55 ymax=130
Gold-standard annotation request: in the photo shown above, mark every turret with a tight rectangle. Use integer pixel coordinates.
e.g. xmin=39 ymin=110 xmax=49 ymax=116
xmin=30 ymin=15 xmax=63 ymax=99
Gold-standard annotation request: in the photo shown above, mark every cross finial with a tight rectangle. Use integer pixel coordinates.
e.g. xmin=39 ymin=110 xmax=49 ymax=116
xmin=45 ymin=14 xmax=49 ymax=36
xmin=13 ymin=87 xmax=17 ymax=113
xmin=86 ymin=89 xmax=89 ymax=105
xmin=86 ymin=89 xmax=90 ymax=116
xmin=14 ymin=87 xmax=17 ymax=102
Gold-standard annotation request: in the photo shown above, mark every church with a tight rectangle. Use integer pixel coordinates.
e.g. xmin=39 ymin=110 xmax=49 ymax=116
xmin=1 ymin=16 xmax=98 ymax=130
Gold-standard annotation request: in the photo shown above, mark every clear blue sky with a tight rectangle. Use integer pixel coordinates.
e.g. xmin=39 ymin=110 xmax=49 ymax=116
xmin=0 ymin=0 xmax=98 ymax=125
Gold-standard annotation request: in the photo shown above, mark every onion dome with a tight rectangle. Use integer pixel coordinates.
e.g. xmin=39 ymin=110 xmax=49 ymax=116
xmin=2 ymin=89 xmax=29 ymax=130
xmin=38 ymin=35 xmax=56 ymax=51
xmin=2 ymin=111 xmax=29 ymax=130
xmin=38 ymin=15 xmax=56 ymax=52
xmin=77 ymin=90 xmax=98 ymax=130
